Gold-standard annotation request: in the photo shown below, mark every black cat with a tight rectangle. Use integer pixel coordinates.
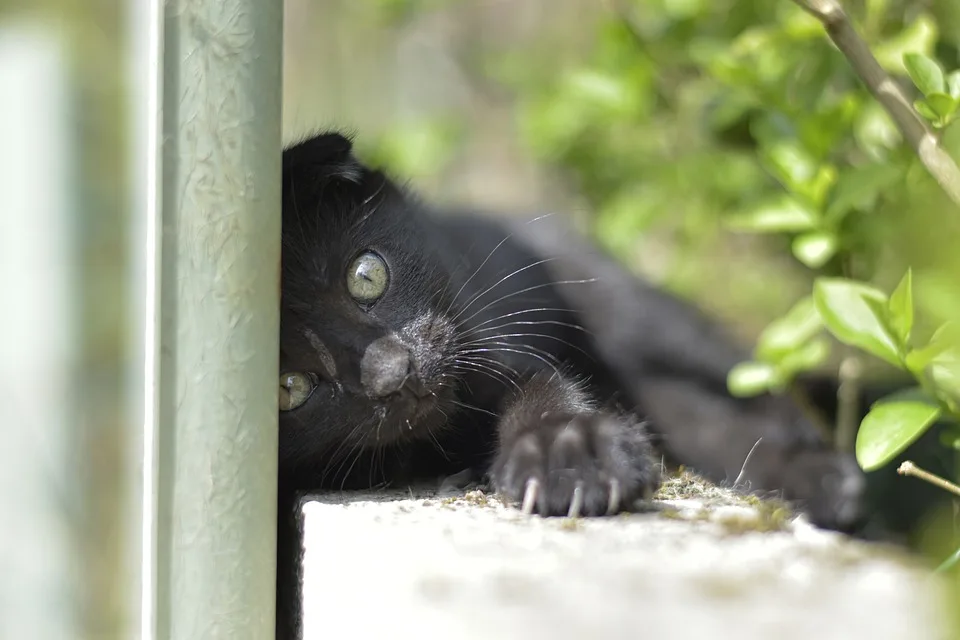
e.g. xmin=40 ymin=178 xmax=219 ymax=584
xmin=276 ymin=131 xmax=867 ymax=639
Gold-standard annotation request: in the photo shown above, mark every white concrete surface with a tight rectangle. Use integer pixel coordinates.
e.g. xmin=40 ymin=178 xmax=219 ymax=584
xmin=301 ymin=482 xmax=951 ymax=640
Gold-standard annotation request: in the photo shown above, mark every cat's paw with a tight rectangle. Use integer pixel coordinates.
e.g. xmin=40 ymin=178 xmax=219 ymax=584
xmin=491 ymin=411 xmax=661 ymax=517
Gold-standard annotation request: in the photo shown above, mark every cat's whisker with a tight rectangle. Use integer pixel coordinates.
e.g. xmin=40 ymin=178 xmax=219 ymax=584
xmin=327 ymin=426 xmax=366 ymax=475
xmin=337 ymin=426 xmax=375 ymax=491
xmin=459 ymin=315 xmax=592 ymax=341
xmin=457 ymin=343 xmax=561 ymax=369
xmin=456 ymin=340 xmax=563 ymax=366
xmin=448 ymin=399 xmax=499 ymax=418
xmin=458 ymin=332 xmax=595 ymax=362
xmin=446 ymin=234 xmax=518 ymax=316
xmin=450 ymin=364 xmax=517 ymax=392
xmin=449 ymin=257 xmax=559 ymax=324
xmin=348 ymin=175 xmax=388 ymax=230
xmin=319 ymin=419 xmax=369 ymax=484
xmin=444 ymin=213 xmax=559 ymax=319
xmin=323 ymin=420 xmax=370 ymax=487
xmin=455 ymin=354 xmax=523 ymax=380
xmin=459 ymin=346 xmax=563 ymax=380
xmin=451 ymin=361 xmax=520 ymax=393
xmin=424 ymin=425 xmax=452 ymax=462
xmin=449 ymin=363 xmax=506 ymax=388
xmin=454 ymin=278 xmax=598 ymax=330
xmin=368 ymin=443 xmax=384 ymax=488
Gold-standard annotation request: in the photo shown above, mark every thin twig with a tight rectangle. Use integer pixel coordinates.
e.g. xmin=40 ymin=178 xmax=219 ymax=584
xmin=790 ymin=0 xmax=960 ymax=206
xmin=898 ymin=460 xmax=960 ymax=498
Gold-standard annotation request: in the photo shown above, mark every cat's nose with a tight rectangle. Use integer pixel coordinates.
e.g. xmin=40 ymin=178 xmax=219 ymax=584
xmin=360 ymin=336 xmax=421 ymax=399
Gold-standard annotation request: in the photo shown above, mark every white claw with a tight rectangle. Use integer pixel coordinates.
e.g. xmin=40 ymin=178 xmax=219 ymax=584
xmin=567 ymin=482 xmax=584 ymax=519
xmin=606 ymin=478 xmax=621 ymax=516
xmin=521 ymin=478 xmax=540 ymax=516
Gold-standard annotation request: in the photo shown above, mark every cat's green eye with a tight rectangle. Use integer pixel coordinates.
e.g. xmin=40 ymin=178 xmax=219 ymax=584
xmin=346 ymin=251 xmax=389 ymax=305
xmin=279 ymin=372 xmax=318 ymax=411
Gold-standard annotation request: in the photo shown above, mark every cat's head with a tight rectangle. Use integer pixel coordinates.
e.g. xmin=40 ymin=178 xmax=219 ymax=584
xmin=278 ymin=132 xmax=458 ymax=474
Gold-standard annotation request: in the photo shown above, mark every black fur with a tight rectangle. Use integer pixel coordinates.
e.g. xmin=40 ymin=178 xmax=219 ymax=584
xmin=275 ymin=132 xmax=868 ymax=639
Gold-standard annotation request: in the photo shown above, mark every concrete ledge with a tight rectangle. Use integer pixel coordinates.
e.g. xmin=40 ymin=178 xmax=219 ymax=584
xmin=301 ymin=480 xmax=949 ymax=640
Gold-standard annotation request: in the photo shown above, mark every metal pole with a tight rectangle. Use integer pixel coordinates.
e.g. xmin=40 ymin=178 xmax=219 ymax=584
xmin=150 ymin=1 xmax=283 ymax=638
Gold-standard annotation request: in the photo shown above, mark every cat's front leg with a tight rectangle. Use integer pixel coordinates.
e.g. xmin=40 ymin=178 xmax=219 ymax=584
xmin=490 ymin=371 xmax=661 ymax=517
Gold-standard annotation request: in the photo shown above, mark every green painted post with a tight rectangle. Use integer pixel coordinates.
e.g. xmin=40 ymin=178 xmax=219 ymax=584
xmin=150 ymin=1 xmax=283 ymax=638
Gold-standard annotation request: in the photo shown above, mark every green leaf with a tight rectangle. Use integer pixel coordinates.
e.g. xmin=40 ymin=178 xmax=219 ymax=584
xmin=781 ymin=7 xmax=823 ymax=40
xmin=825 ymin=162 xmax=903 ymax=221
xmin=800 ymin=98 xmax=859 ymax=161
xmin=565 ymin=69 xmax=639 ymax=116
xmin=813 ymin=278 xmax=901 ymax=366
xmin=778 ymin=337 xmax=831 ymax=376
xmin=760 ymin=140 xmax=817 ymax=194
xmin=726 ymin=196 xmax=818 ymax=233
xmin=874 ymin=14 xmax=938 ymax=74
xmin=727 ymin=361 xmax=780 ymax=397
xmin=939 ymin=428 xmax=960 ymax=451
xmin=756 ymin=296 xmax=822 ymax=361
xmin=948 ymin=71 xmax=960 ymax=100
xmin=853 ymin=102 xmax=901 ymax=159
xmin=800 ymin=165 xmax=838 ymax=208
xmin=930 ymin=359 xmax=960 ymax=401
xmin=888 ymin=268 xmax=914 ymax=346
xmin=873 ymin=386 xmax=939 ymax=406
xmin=905 ymin=321 xmax=959 ymax=373
xmin=855 ymin=399 xmax=942 ymax=471
xmin=914 ymin=99 xmax=939 ymax=122
xmin=864 ymin=0 xmax=889 ymax=34
xmin=792 ymin=231 xmax=838 ymax=268
xmin=906 ymin=345 xmax=948 ymax=373
xmin=925 ymin=92 xmax=959 ymax=119
xmin=708 ymin=54 xmax=755 ymax=87
xmin=661 ymin=0 xmax=706 ymax=20
xmin=903 ymin=53 xmax=945 ymax=96
xmin=930 ymin=321 xmax=960 ymax=345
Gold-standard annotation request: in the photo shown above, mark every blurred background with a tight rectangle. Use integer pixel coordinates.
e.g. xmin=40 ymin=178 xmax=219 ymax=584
xmin=283 ymin=0 xmax=960 ymax=343
xmin=2 ymin=0 xmax=960 ymax=638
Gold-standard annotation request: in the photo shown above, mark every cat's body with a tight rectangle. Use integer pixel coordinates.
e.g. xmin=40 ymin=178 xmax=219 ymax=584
xmin=276 ymin=132 xmax=866 ymax=639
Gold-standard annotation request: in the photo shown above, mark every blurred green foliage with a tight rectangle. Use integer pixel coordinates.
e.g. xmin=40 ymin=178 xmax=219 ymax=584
xmin=492 ymin=1 xmax=960 ymax=330
xmin=360 ymin=116 xmax=465 ymax=181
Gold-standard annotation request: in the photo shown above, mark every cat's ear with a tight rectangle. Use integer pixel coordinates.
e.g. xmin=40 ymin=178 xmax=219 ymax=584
xmin=282 ymin=131 xmax=363 ymax=184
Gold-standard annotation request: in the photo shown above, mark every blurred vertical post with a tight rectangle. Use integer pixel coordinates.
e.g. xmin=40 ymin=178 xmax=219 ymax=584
xmin=0 ymin=25 xmax=80 ymax=640
xmin=146 ymin=0 xmax=284 ymax=638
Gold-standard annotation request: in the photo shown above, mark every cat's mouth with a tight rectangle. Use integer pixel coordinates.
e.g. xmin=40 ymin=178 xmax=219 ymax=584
xmin=364 ymin=383 xmax=448 ymax=445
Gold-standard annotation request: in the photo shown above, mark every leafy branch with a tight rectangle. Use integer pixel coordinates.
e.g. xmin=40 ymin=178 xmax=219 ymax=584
xmin=790 ymin=0 xmax=960 ymax=206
